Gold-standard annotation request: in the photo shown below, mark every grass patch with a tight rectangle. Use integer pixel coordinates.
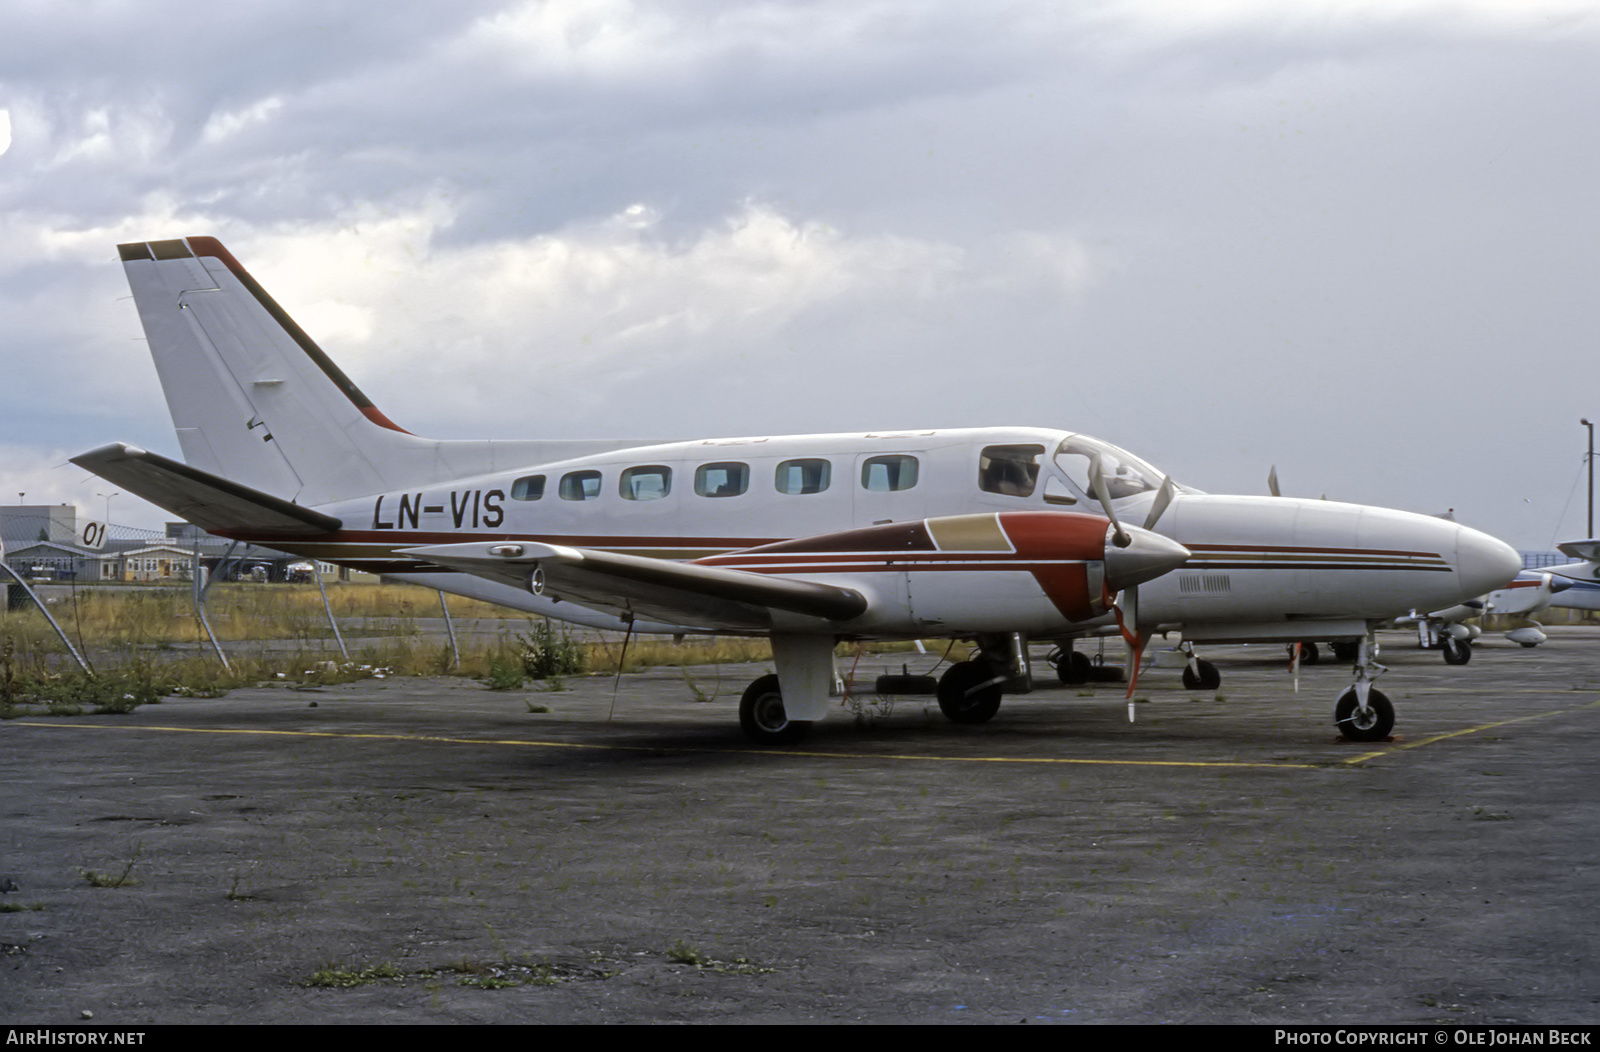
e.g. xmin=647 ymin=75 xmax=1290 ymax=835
xmin=305 ymin=962 xmax=405 ymax=988
xmin=1 ymin=583 xmax=929 ymax=703
xmin=305 ymin=955 xmax=613 ymax=990
xmin=665 ymin=939 xmax=775 ymax=975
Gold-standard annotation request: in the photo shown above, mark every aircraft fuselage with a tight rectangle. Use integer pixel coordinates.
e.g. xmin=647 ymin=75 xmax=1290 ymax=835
xmin=252 ymin=425 xmax=1518 ymax=640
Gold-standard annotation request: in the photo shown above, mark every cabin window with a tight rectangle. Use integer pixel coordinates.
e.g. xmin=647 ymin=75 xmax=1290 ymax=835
xmin=620 ymin=465 xmax=672 ymax=501
xmin=775 ymin=458 xmax=831 ymax=495
xmin=695 ymin=462 xmax=748 ymax=497
xmin=559 ymin=470 xmax=603 ymax=501
xmin=978 ymin=444 xmax=1044 ymax=498
xmin=510 ymin=475 xmax=545 ymax=501
xmin=861 ymin=455 xmax=919 ymax=492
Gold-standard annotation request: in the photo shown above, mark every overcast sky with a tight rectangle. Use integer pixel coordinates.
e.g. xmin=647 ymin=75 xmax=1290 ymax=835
xmin=3 ymin=0 xmax=1597 ymax=549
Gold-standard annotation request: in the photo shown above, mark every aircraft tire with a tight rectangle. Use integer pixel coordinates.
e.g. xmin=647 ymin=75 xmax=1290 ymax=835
xmin=739 ymin=675 xmax=810 ymax=746
xmin=1053 ymin=650 xmax=1092 ymax=686
xmin=1299 ymin=642 xmax=1320 ymax=665
xmin=936 ymin=661 xmax=1004 ymax=724
xmin=1334 ymin=687 xmax=1394 ymax=742
xmin=1441 ymin=637 xmax=1472 ymax=665
xmin=1181 ymin=660 xmax=1221 ymax=691
xmin=1331 ymin=641 xmax=1360 ymax=662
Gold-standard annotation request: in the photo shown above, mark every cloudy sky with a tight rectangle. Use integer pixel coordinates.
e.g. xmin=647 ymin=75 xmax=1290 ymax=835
xmin=3 ymin=0 xmax=1597 ymax=549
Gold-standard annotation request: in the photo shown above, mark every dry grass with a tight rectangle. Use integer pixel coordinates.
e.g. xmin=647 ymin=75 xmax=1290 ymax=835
xmin=0 ymin=581 xmax=924 ymax=696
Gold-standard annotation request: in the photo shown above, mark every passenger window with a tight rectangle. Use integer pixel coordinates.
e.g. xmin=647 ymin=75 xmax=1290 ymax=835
xmin=775 ymin=458 xmax=831 ymax=495
xmin=861 ymin=455 xmax=919 ymax=492
xmin=559 ymin=470 xmax=602 ymax=501
xmin=695 ymin=462 xmax=748 ymax=497
xmin=978 ymin=444 xmax=1044 ymax=498
xmin=620 ymin=465 xmax=671 ymax=501
xmin=510 ymin=475 xmax=545 ymax=501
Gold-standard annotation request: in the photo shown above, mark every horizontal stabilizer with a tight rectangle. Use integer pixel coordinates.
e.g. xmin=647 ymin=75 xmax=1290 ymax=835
xmin=71 ymin=443 xmax=342 ymax=538
xmin=403 ymin=541 xmax=868 ymax=631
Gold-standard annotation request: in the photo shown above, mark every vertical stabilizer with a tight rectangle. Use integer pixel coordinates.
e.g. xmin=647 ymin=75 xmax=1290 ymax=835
xmin=118 ymin=237 xmax=634 ymax=506
xmin=120 ymin=237 xmax=426 ymax=505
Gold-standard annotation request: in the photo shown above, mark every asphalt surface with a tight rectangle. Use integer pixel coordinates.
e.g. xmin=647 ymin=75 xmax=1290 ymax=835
xmin=2 ymin=628 xmax=1597 ymax=1025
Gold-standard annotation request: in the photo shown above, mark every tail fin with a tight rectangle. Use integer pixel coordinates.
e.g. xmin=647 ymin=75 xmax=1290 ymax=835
xmin=118 ymin=237 xmax=630 ymax=506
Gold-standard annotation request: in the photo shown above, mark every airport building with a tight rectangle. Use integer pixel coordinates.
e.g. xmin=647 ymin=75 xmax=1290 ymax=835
xmin=1 ymin=506 xmax=331 ymax=585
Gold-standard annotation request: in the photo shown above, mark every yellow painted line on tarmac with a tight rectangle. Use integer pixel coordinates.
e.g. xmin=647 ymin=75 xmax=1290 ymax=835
xmin=10 ymin=721 xmax=627 ymax=753
xmin=10 ymin=720 xmax=1317 ymax=769
xmin=1339 ymin=695 xmax=1600 ymax=765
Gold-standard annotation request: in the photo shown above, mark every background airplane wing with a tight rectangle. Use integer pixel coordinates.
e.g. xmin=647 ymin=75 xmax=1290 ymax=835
xmin=402 ymin=541 xmax=868 ymax=632
xmin=1555 ymin=539 xmax=1600 ymax=564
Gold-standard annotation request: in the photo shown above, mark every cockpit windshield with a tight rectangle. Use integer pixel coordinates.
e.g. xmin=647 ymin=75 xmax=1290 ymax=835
xmin=1053 ymin=435 xmax=1168 ymax=501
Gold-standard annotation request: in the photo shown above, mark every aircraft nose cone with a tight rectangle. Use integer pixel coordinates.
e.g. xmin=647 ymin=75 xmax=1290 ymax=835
xmin=1453 ymin=525 xmax=1522 ymax=598
xmin=1105 ymin=525 xmax=1191 ymax=592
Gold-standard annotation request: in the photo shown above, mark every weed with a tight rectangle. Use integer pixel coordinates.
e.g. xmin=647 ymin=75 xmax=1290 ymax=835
xmin=665 ymin=939 xmax=774 ymax=975
xmin=666 ymin=939 xmax=709 ymax=966
xmin=226 ymin=871 xmax=257 ymax=902
xmin=681 ymin=668 xmax=715 ymax=703
xmin=82 ymin=854 xmax=140 ymax=889
xmin=305 ymin=962 xmax=405 ymax=988
xmin=518 ymin=619 xmax=586 ymax=679
xmin=481 ymin=656 xmax=525 ymax=691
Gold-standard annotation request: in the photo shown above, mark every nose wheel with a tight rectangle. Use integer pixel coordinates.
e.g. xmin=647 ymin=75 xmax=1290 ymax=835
xmin=1333 ymin=629 xmax=1394 ymax=741
xmin=1335 ymin=687 xmax=1394 ymax=741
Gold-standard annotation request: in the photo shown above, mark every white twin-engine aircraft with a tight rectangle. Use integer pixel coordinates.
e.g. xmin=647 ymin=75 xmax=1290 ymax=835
xmin=73 ymin=237 xmax=1520 ymax=745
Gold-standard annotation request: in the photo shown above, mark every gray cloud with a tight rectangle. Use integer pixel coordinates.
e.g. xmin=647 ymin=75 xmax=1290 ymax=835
xmin=2 ymin=0 xmax=1597 ymax=546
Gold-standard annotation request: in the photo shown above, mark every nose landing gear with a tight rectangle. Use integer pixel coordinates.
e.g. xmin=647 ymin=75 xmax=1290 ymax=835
xmin=1334 ymin=629 xmax=1393 ymax=742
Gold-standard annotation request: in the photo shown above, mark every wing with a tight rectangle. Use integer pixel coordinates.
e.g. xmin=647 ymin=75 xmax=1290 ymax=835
xmin=401 ymin=540 xmax=868 ymax=632
xmin=1556 ymin=539 xmax=1600 ymax=564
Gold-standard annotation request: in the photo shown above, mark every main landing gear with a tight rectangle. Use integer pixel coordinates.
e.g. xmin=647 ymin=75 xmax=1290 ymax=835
xmin=739 ymin=674 xmax=810 ymax=746
xmin=736 ymin=633 xmax=1028 ymax=744
xmin=1414 ymin=619 xmax=1474 ymax=665
xmin=1178 ymin=641 xmax=1221 ymax=691
xmin=936 ymin=633 xmax=1030 ymax=725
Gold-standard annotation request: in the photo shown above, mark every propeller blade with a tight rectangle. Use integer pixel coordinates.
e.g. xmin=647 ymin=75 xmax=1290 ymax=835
xmin=1143 ymin=475 xmax=1175 ymax=532
xmin=1088 ymin=453 xmax=1132 ymax=549
xmin=1268 ymin=465 xmax=1281 ymax=498
xmin=1111 ymin=584 xmax=1149 ymax=715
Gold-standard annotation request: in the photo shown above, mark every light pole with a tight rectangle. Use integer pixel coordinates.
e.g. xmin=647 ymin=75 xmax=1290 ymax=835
xmin=97 ymin=491 xmax=118 ymax=525
xmin=1583 ymin=419 xmax=1594 ymax=538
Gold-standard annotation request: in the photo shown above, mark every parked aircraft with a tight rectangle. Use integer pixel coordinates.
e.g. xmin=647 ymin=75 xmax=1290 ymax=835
xmin=1414 ymin=539 xmax=1600 ymax=656
xmin=1538 ymin=540 xmax=1600 ymax=609
xmin=72 ymin=237 xmax=1520 ymax=743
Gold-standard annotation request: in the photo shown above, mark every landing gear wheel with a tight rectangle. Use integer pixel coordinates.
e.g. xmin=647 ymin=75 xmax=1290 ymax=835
xmin=1181 ymin=659 xmax=1221 ymax=690
xmin=739 ymin=674 xmax=810 ymax=746
xmin=936 ymin=661 xmax=1004 ymax=724
xmin=1331 ymin=641 xmax=1360 ymax=662
xmin=1334 ymin=688 xmax=1394 ymax=742
xmin=1052 ymin=649 xmax=1092 ymax=686
xmin=1441 ymin=637 xmax=1472 ymax=665
xmin=1290 ymin=642 xmax=1320 ymax=665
